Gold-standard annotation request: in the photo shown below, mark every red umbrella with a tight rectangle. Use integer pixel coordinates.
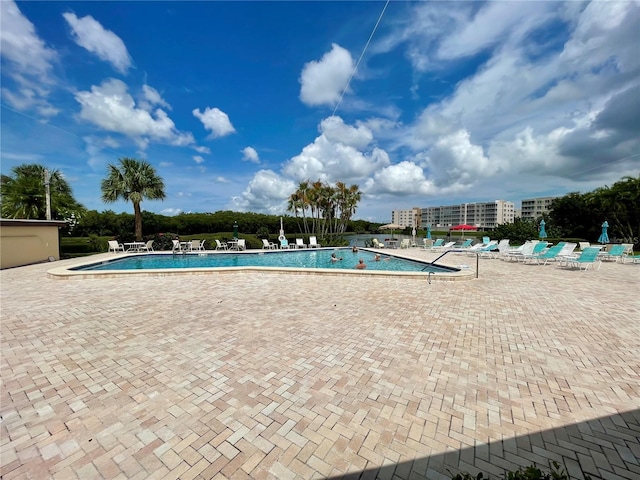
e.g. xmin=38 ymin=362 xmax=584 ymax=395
xmin=450 ymin=224 xmax=477 ymax=239
xmin=450 ymin=224 xmax=477 ymax=231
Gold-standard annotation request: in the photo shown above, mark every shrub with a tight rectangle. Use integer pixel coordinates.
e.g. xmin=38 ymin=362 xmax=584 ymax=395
xmin=450 ymin=461 xmax=591 ymax=480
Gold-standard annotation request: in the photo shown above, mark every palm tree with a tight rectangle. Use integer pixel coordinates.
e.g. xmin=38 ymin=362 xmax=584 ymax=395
xmin=101 ymin=158 xmax=166 ymax=241
xmin=0 ymin=163 xmax=84 ymax=220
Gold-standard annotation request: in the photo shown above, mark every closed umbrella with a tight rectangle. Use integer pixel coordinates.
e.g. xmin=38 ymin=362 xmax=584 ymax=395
xmin=426 ymin=225 xmax=432 ymax=240
xmin=598 ymin=220 xmax=609 ymax=244
xmin=539 ymin=220 xmax=547 ymax=239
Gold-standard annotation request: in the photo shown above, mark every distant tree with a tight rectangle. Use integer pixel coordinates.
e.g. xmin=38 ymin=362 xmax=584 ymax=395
xmin=492 ymin=218 xmax=538 ymax=244
xmin=287 ymin=179 xmax=362 ymax=239
xmin=101 ymin=158 xmax=166 ymax=241
xmin=0 ymin=163 xmax=85 ymax=225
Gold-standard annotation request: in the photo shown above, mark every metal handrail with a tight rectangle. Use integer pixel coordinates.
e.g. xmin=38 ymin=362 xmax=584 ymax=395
xmin=424 ymin=248 xmax=479 ymax=278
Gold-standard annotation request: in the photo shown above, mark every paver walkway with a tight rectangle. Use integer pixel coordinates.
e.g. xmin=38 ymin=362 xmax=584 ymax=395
xmin=1 ymin=250 xmax=639 ymax=479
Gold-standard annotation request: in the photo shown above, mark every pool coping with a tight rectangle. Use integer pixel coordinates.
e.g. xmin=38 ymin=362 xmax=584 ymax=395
xmin=47 ymin=248 xmax=476 ymax=281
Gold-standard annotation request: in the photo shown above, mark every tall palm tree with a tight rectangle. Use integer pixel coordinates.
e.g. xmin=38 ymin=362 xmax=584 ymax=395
xmin=101 ymin=157 xmax=166 ymax=241
xmin=0 ymin=163 xmax=83 ymax=220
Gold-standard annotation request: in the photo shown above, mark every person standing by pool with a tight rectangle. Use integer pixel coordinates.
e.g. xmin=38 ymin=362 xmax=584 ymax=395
xmin=355 ymin=258 xmax=366 ymax=269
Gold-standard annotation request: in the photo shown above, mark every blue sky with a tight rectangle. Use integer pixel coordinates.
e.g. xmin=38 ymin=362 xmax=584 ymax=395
xmin=1 ymin=1 xmax=638 ymax=222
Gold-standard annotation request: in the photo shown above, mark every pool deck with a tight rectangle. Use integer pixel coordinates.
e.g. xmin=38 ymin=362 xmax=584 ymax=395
xmin=1 ymin=248 xmax=639 ymax=479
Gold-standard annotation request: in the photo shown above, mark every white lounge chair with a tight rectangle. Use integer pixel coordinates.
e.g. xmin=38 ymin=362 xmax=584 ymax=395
xmin=139 ymin=240 xmax=154 ymax=252
xmin=190 ymin=239 xmax=205 ymax=252
xmin=295 ymin=238 xmax=307 ymax=249
xmin=372 ymin=238 xmax=385 ymax=248
xmin=308 ymin=236 xmax=320 ymax=248
xmin=108 ymin=240 xmax=124 ymax=253
xmin=237 ymin=239 xmax=246 ymax=251
xmin=432 ymin=241 xmax=455 ymax=251
xmin=215 ymin=239 xmax=228 ymax=250
xmin=400 ymin=239 xmax=411 ymax=249
xmin=262 ymin=238 xmax=276 ymax=250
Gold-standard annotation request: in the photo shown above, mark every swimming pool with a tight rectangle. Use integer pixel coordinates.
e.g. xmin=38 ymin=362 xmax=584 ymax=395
xmin=70 ymin=248 xmax=459 ymax=274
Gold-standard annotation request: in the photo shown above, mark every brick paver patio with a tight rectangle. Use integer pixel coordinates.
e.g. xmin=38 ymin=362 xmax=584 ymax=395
xmin=1 ymin=249 xmax=639 ymax=479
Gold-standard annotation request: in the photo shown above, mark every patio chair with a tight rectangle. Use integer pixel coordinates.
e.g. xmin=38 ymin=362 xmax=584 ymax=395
xmin=372 ymin=238 xmax=385 ymax=248
xmin=139 ymin=240 xmax=155 ymax=252
xmin=523 ymin=243 xmax=566 ymax=265
xmin=215 ymin=239 xmax=228 ymax=250
xmin=475 ymin=240 xmax=500 ymax=258
xmin=237 ymin=239 xmax=246 ymax=251
xmin=433 ymin=241 xmax=456 ymax=251
xmin=457 ymin=239 xmax=474 ymax=249
xmin=563 ymin=247 xmax=602 ymax=271
xmin=599 ymin=244 xmax=626 ymax=262
xmin=503 ymin=240 xmax=538 ymax=262
xmin=555 ymin=243 xmax=577 ymax=266
xmin=490 ymin=239 xmax=511 ymax=259
xmin=426 ymin=239 xmax=443 ymax=250
xmin=400 ymin=239 xmax=411 ymax=249
xmin=518 ymin=241 xmax=549 ymax=262
xmin=172 ymin=239 xmax=183 ymax=252
xmin=578 ymin=242 xmax=591 ymax=251
xmin=308 ymin=236 xmax=321 ymax=248
xmin=295 ymin=238 xmax=307 ymax=248
xmin=108 ymin=240 xmax=124 ymax=253
xmin=280 ymin=238 xmax=291 ymax=249
xmin=262 ymin=238 xmax=277 ymax=250
xmin=190 ymin=239 xmax=205 ymax=252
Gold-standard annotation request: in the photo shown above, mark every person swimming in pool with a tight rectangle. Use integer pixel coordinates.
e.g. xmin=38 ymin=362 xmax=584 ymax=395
xmin=355 ymin=258 xmax=367 ymax=269
xmin=331 ymin=252 xmax=343 ymax=262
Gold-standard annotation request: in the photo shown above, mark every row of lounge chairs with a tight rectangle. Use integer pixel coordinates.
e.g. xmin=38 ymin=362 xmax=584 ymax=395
xmin=415 ymin=237 xmax=635 ymax=271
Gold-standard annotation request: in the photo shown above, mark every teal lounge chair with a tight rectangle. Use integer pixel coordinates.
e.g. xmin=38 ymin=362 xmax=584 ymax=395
xmin=564 ymin=247 xmax=602 ymax=271
xmin=599 ymin=244 xmax=626 ymax=262
xmin=427 ymin=239 xmax=444 ymax=251
xmin=524 ymin=243 xmax=565 ymax=265
xmin=458 ymin=239 xmax=473 ymax=248
xmin=517 ymin=241 xmax=548 ymax=262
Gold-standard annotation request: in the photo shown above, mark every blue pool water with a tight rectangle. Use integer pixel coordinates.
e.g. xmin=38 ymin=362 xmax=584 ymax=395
xmin=73 ymin=248 xmax=457 ymax=273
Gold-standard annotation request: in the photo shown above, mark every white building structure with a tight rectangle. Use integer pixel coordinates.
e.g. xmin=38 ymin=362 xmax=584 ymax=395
xmin=420 ymin=200 xmax=515 ymax=230
xmin=520 ymin=197 xmax=558 ymax=221
xmin=391 ymin=208 xmax=421 ymax=228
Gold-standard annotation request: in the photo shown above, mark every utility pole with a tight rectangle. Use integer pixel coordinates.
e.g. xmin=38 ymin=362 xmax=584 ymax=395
xmin=44 ymin=169 xmax=52 ymax=220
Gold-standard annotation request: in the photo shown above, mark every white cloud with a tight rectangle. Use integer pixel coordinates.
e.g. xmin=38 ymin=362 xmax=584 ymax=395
xmin=299 ymin=43 xmax=354 ymax=107
xmin=319 ymin=116 xmax=373 ymax=150
xmin=193 ymin=145 xmax=211 ymax=154
xmin=215 ymin=176 xmax=230 ymax=184
xmin=63 ymin=12 xmax=132 ymax=74
xmin=193 ymin=107 xmax=236 ymax=138
xmin=230 ymin=170 xmax=296 ymax=214
xmin=160 ymin=208 xmax=182 ymax=216
xmin=241 ymin=146 xmax=259 ymax=163
xmin=193 ymin=155 xmax=205 ymax=164
xmin=0 ymin=0 xmax=58 ymax=114
xmin=75 ymin=78 xmax=194 ymax=147
xmin=0 ymin=0 xmax=56 ymax=79
xmin=283 ymin=116 xmax=389 ymax=184
xmin=364 ymin=161 xmax=436 ymax=195
xmin=139 ymin=85 xmax=170 ymax=111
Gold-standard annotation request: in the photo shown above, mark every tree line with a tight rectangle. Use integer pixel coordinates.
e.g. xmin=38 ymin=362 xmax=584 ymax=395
xmin=1 ymin=160 xmax=637 ymax=246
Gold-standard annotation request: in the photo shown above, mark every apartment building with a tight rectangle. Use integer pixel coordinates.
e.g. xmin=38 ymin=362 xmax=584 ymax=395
xmin=391 ymin=208 xmax=421 ymax=228
xmin=420 ymin=200 xmax=515 ymax=230
xmin=520 ymin=197 xmax=558 ymax=221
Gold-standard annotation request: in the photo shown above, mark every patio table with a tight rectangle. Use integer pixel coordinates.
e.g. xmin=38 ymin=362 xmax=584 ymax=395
xmin=124 ymin=242 xmax=145 ymax=252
